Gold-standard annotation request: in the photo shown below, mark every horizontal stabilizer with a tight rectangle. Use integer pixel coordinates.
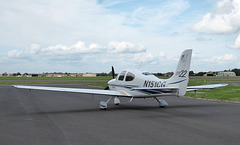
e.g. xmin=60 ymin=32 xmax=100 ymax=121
xmin=187 ymin=84 xmax=228 ymax=91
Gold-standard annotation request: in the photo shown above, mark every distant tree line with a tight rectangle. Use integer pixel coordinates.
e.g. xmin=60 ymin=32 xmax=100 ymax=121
xmin=2 ymin=68 xmax=240 ymax=77
xmin=189 ymin=71 xmax=207 ymax=76
xmin=97 ymin=71 xmax=118 ymax=77
xmin=189 ymin=68 xmax=240 ymax=76
xmin=227 ymin=68 xmax=240 ymax=76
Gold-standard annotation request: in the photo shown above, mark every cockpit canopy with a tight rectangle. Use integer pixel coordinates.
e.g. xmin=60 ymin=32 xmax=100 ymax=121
xmin=118 ymin=71 xmax=135 ymax=81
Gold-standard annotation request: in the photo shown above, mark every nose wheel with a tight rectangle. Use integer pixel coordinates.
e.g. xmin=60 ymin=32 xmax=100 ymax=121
xmin=154 ymin=97 xmax=168 ymax=108
xmin=114 ymin=97 xmax=120 ymax=105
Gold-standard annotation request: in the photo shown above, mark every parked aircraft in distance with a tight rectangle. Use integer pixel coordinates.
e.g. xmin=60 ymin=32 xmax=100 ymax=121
xmin=12 ymin=49 xmax=227 ymax=109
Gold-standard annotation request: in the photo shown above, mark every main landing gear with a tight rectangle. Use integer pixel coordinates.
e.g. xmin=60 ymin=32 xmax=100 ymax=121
xmin=99 ymin=97 xmax=167 ymax=109
xmin=154 ymin=97 xmax=168 ymax=108
xmin=100 ymin=97 xmax=120 ymax=110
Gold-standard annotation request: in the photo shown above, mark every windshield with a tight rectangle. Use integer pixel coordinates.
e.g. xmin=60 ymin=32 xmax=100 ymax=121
xmin=118 ymin=71 xmax=126 ymax=81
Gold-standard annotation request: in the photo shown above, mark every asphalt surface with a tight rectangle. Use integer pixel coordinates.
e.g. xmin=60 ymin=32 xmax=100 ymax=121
xmin=0 ymin=84 xmax=239 ymax=145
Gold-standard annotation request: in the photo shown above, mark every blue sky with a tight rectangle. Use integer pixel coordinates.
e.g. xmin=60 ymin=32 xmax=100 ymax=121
xmin=0 ymin=0 xmax=240 ymax=73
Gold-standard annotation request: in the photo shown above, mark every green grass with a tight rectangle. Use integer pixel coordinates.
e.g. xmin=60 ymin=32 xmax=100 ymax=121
xmin=186 ymin=83 xmax=240 ymax=102
xmin=186 ymin=76 xmax=240 ymax=102
xmin=0 ymin=76 xmax=112 ymax=80
xmin=0 ymin=76 xmax=111 ymax=87
xmin=1 ymin=76 xmax=239 ymax=102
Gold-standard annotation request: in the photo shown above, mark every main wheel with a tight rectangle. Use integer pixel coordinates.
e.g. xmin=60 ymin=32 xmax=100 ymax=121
xmin=100 ymin=101 xmax=107 ymax=110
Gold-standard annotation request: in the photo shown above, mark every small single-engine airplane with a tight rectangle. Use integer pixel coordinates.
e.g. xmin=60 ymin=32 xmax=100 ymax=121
xmin=12 ymin=49 xmax=227 ymax=109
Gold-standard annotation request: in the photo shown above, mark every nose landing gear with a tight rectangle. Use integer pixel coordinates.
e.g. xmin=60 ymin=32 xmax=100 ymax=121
xmin=154 ymin=97 xmax=168 ymax=108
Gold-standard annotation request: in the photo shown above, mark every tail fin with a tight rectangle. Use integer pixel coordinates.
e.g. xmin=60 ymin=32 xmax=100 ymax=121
xmin=168 ymin=49 xmax=192 ymax=97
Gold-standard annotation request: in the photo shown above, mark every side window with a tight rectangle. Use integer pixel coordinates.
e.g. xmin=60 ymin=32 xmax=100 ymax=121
xmin=126 ymin=72 xmax=135 ymax=81
xmin=142 ymin=72 xmax=153 ymax=75
xmin=118 ymin=71 xmax=126 ymax=81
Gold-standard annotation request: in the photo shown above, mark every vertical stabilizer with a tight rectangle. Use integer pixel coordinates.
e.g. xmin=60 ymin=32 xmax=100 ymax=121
xmin=168 ymin=49 xmax=192 ymax=97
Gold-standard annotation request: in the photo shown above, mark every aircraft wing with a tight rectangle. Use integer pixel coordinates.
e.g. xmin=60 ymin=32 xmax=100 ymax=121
xmin=131 ymin=87 xmax=179 ymax=95
xmin=11 ymin=85 xmax=129 ymax=96
xmin=187 ymin=84 xmax=228 ymax=91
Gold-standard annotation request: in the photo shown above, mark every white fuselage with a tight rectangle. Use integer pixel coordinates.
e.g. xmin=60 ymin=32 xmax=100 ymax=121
xmin=108 ymin=69 xmax=185 ymax=98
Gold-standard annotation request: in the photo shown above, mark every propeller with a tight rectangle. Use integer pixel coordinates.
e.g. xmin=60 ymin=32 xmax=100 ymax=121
xmin=112 ymin=66 xmax=115 ymax=79
xmin=104 ymin=66 xmax=115 ymax=90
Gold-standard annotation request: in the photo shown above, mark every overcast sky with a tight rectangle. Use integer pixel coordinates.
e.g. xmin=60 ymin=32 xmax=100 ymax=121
xmin=1 ymin=0 xmax=240 ymax=73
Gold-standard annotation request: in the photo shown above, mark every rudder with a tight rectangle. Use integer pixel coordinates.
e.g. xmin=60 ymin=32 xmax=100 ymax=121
xmin=168 ymin=49 xmax=192 ymax=96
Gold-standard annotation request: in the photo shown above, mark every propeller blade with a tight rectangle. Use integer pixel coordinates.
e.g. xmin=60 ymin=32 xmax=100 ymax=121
xmin=112 ymin=66 xmax=115 ymax=79
xmin=104 ymin=86 xmax=109 ymax=90
xmin=104 ymin=66 xmax=115 ymax=90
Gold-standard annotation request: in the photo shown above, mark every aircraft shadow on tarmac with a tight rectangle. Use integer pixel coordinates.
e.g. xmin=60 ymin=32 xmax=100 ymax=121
xmin=31 ymin=103 xmax=221 ymax=115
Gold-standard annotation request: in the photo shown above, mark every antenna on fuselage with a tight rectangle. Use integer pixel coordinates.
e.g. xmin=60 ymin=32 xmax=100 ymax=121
xmin=138 ymin=48 xmax=147 ymax=70
xmin=138 ymin=60 xmax=143 ymax=70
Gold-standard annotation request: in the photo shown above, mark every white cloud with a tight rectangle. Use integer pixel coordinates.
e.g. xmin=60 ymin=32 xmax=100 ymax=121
xmin=159 ymin=51 xmax=166 ymax=57
xmin=107 ymin=41 xmax=146 ymax=53
xmin=8 ymin=49 xmax=22 ymax=58
xmin=227 ymin=33 xmax=240 ymax=49
xmin=0 ymin=0 xmax=135 ymax=48
xmin=45 ymin=41 xmax=103 ymax=54
xmin=7 ymin=40 xmax=151 ymax=72
xmin=133 ymin=53 xmax=155 ymax=62
xmin=8 ymin=44 xmax=41 ymax=58
xmin=8 ymin=41 xmax=104 ymax=58
xmin=8 ymin=41 xmax=147 ymax=60
xmin=191 ymin=0 xmax=240 ymax=49
xmin=124 ymin=0 xmax=189 ymax=30
xmin=206 ymin=54 xmax=237 ymax=64
xmin=192 ymin=0 xmax=240 ymax=34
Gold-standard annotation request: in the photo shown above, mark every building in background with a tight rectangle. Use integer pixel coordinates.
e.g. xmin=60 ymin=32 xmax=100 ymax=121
xmin=217 ymin=72 xmax=236 ymax=76
xmin=203 ymin=72 xmax=216 ymax=76
xmin=82 ymin=73 xmax=97 ymax=77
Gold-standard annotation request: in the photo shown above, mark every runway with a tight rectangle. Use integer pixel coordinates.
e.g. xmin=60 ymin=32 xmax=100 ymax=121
xmin=0 ymin=84 xmax=239 ymax=145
